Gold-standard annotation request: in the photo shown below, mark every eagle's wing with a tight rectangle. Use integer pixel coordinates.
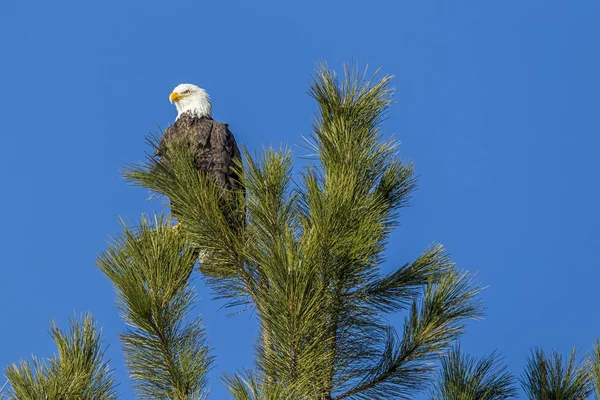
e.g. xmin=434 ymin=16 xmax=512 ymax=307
xmin=203 ymin=121 xmax=243 ymax=191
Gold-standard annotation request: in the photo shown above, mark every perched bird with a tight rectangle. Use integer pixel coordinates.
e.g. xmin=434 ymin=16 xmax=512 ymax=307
xmin=153 ymin=83 xmax=245 ymax=242
xmin=156 ymin=83 xmax=243 ymax=193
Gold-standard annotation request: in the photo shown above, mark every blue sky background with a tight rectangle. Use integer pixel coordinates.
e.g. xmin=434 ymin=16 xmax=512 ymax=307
xmin=1 ymin=1 xmax=599 ymax=398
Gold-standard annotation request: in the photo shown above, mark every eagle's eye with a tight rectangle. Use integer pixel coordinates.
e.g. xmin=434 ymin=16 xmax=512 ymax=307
xmin=183 ymin=89 xmax=191 ymax=94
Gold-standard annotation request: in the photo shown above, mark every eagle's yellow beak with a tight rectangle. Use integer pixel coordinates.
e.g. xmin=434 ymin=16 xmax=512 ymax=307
xmin=169 ymin=91 xmax=183 ymax=103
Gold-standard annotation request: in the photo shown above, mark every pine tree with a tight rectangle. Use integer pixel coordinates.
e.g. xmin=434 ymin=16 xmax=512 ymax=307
xmin=125 ymin=64 xmax=484 ymax=399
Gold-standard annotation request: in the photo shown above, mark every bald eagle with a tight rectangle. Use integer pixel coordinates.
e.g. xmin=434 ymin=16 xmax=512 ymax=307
xmin=156 ymin=83 xmax=243 ymax=192
xmin=155 ymin=83 xmax=244 ymax=230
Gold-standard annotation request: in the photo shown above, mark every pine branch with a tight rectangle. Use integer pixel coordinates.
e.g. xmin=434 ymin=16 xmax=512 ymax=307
xmin=333 ymin=270 xmax=483 ymax=400
xmin=520 ymin=348 xmax=593 ymax=400
xmin=430 ymin=345 xmax=517 ymax=400
xmin=4 ymin=314 xmax=117 ymax=400
xmin=297 ymin=64 xmax=419 ymax=396
xmin=97 ymin=215 xmax=213 ymax=399
xmin=348 ymin=244 xmax=453 ymax=314
xmin=241 ymin=148 xmax=333 ymax=396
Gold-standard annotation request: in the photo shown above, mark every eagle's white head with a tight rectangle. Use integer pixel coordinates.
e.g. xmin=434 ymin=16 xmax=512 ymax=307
xmin=169 ymin=83 xmax=212 ymax=120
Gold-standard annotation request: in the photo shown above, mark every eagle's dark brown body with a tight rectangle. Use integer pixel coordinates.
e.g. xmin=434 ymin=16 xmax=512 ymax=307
xmin=156 ymin=113 xmax=243 ymax=192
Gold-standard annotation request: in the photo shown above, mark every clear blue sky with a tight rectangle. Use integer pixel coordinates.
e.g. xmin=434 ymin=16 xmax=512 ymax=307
xmin=1 ymin=1 xmax=598 ymax=398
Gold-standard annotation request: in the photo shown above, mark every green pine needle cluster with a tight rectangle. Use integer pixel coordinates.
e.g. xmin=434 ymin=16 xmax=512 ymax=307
xmin=4 ymin=314 xmax=117 ymax=400
xmin=520 ymin=348 xmax=594 ymax=400
xmin=430 ymin=346 xmax=517 ymax=400
xmin=97 ymin=216 xmax=213 ymax=400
